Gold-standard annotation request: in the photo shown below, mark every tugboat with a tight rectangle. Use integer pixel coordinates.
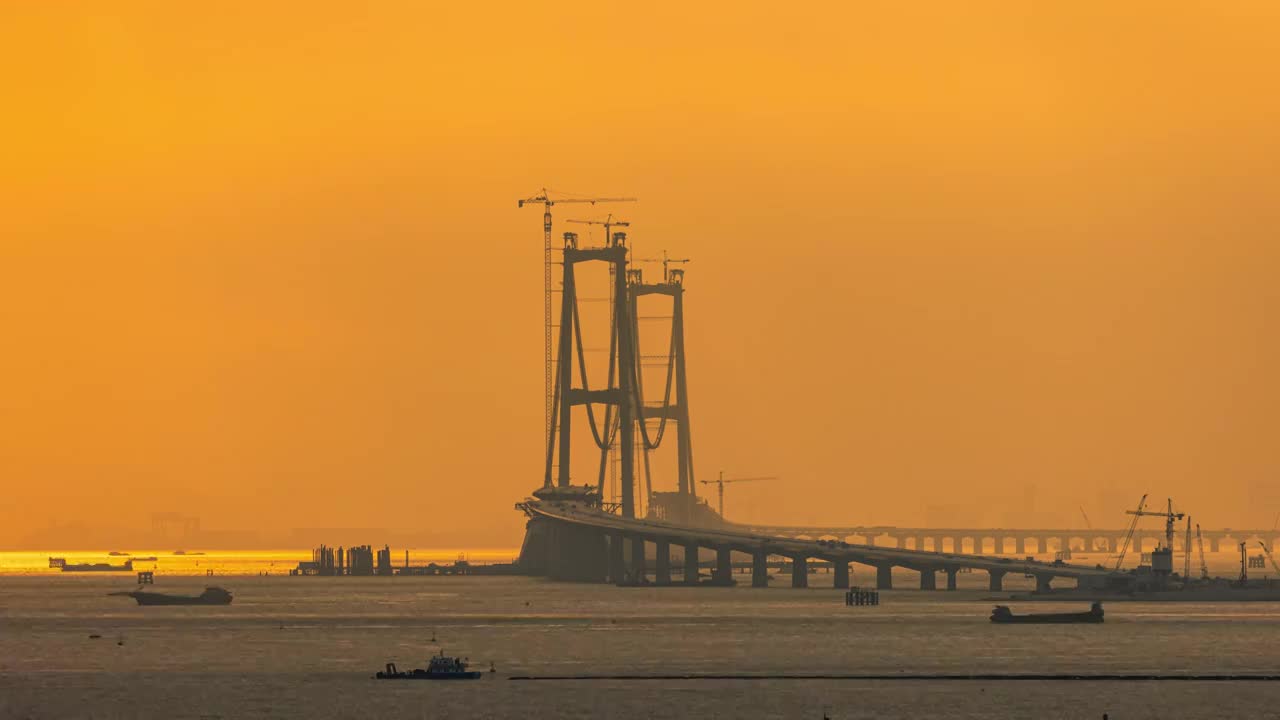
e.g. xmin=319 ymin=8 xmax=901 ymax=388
xmin=990 ymin=601 xmax=1104 ymax=624
xmin=375 ymin=651 xmax=483 ymax=680
xmin=109 ymin=587 xmax=233 ymax=606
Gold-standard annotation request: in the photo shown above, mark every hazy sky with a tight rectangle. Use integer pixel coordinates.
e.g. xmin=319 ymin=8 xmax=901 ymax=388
xmin=3 ymin=2 xmax=1278 ymax=547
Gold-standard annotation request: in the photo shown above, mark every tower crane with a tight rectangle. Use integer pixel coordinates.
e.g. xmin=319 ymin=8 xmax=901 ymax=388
xmin=1125 ymin=497 xmax=1184 ymax=551
xmin=566 ymin=216 xmax=630 ymax=245
xmin=518 ymin=190 xmax=636 ymax=486
xmin=1195 ymin=523 xmax=1209 ymax=580
xmin=698 ymin=472 xmax=777 ymax=518
xmin=1114 ymin=494 xmax=1148 ymax=570
xmin=634 ymin=250 xmax=691 ymax=284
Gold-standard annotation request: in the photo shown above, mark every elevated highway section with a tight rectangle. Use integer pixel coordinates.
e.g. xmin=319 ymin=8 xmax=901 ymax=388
xmin=518 ymin=499 xmax=1121 ymax=592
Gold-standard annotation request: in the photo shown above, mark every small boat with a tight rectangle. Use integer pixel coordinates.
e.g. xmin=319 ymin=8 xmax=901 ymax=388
xmin=109 ymin=587 xmax=233 ymax=606
xmin=375 ymin=652 xmax=482 ymax=680
xmin=990 ymin=602 xmax=1104 ymax=624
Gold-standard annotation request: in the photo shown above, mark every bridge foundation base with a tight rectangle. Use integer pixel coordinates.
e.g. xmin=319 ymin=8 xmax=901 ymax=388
xmin=655 ymin=540 xmax=671 ymax=585
xmin=876 ymin=564 xmax=893 ymax=590
xmin=920 ymin=569 xmax=936 ymax=590
xmin=834 ymin=561 xmax=850 ymax=589
xmin=791 ymin=557 xmax=808 ymax=588
xmin=989 ymin=570 xmax=1006 ymax=592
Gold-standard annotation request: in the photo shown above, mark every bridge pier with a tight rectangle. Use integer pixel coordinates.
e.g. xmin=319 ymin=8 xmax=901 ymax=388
xmin=1210 ymin=538 xmax=1220 ymax=553
xmin=989 ymin=569 xmax=1006 ymax=591
xmin=791 ymin=556 xmax=809 ymax=588
xmin=752 ymin=551 xmax=769 ymax=587
xmin=609 ymin=532 xmax=625 ymax=584
xmin=876 ymin=564 xmax=893 ymax=590
xmin=834 ymin=560 xmax=850 ymax=589
xmin=655 ymin=539 xmax=671 ymax=585
xmin=1035 ymin=574 xmax=1053 ymax=593
xmin=1016 ymin=538 xmax=1026 ymax=555
xmin=629 ymin=535 xmax=646 ymax=584
xmin=865 ymin=536 xmax=876 ymax=547
xmin=945 ymin=568 xmax=958 ymax=591
xmin=683 ymin=543 xmax=700 ymax=584
xmin=919 ymin=568 xmax=936 ymax=590
xmin=714 ymin=546 xmax=732 ymax=585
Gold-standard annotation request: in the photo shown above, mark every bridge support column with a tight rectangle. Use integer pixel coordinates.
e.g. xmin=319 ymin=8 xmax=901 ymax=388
xmin=834 ymin=560 xmax=850 ymax=589
xmin=919 ymin=568 xmax=937 ymax=590
xmin=655 ymin=539 xmax=671 ymax=585
xmin=609 ymin=533 xmax=625 ymax=584
xmin=683 ymin=543 xmax=699 ymax=585
xmin=1016 ymin=538 xmax=1026 ymax=555
xmin=865 ymin=535 xmax=876 ymax=547
xmin=993 ymin=536 xmax=1005 ymax=554
xmin=714 ymin=547 xmax=732 ymax=585
xmin=629 ymin=535 xmax=646 ymax=584
xmin=752 ymin=551 xmax=769 ymax=588
xmin=1210 ymin=538 xmax=1220 ymax=553
xmin=791 ymin=557 xmax=809 ymax=588
xmin=989 ymin=569 xmax=1006 ymax=592
xmin=876 ymin=564 xmax=893 ymax=589
xmin=945 ymin=568 xmax=958 ymax=591
xmin=1059 ymin=537 xmax=1069 ymax=553
xmin=1035 ymin=574 xmax=1053 ymax=593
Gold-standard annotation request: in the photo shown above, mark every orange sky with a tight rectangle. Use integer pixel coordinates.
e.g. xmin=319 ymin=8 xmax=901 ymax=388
xmin=2 ymin=2 xmax=1279 ymax=548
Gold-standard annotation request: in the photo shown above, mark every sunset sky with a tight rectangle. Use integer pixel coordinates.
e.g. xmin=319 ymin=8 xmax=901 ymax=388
xmin=3 ymin=2 xmax=1278 ymax=547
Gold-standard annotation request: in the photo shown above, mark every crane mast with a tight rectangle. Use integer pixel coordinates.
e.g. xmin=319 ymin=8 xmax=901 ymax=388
xmin=1195 ymin=523 xmax=1209 ymax=580
xmin=1183 ymin=516 xmax=1192 ymax=579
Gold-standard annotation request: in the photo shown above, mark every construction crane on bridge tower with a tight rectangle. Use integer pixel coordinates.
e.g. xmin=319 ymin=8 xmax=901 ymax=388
xmin=634 ymin=250 xmax=691 ymax=284
xmin=699 ymin=472 xmax=777 ymax=518
xmin=518 ymin=190 xmax=637 ymax=485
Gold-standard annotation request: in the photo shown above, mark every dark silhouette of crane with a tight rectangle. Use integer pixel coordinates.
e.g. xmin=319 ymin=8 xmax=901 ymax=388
xmin=1114 ymin=494 xmax=1148 ymax=570
xmin=634 ymin=250 xmax=690 ymax=284
xmin=1125 ymin=496 xmax=1184 ymax=551
xmin=698 ymin=472 xmax=777 ymax=518
xmin=1195 ymin=523 xmax=1209 ymax=580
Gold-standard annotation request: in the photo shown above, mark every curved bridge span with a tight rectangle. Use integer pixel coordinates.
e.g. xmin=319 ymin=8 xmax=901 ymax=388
xmin=518 ymin=499 xmax=1118 ymax=592
xmin=742 ymin=525 xmax=1280 ymax=556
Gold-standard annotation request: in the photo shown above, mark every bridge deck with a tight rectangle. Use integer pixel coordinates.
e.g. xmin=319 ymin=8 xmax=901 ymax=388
xmin=522 ymin=500 xmax=1116 ymax=580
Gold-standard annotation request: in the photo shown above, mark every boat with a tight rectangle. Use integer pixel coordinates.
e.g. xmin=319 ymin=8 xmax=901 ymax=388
xmin=108 ymin=551 xmax=130 ymax=556
xmin=990 ymin=602 xmax=1104 ymax=624
xmin=54 ymin=558 xmax=133 ymax=572
xmin=375 ymin=652 xmax=483 ymax=680
xmin=109 ymin=587 xmax=233 ymax=605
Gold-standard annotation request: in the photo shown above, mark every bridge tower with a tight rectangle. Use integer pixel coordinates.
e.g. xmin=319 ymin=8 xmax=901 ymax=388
xmin=544 ymin=231 xmax=639 ymax=517
xmin=629 ymin=262 xmax=700 ymax=524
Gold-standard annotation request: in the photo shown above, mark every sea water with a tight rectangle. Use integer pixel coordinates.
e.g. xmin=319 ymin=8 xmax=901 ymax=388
xmin=2 ymin=556 xmax=1279 ymax=719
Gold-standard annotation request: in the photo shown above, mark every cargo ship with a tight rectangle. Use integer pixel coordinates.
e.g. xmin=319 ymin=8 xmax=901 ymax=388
xmin=109 ymin=587 xmax=233 ymax=605
xmin=49 ymin=557 xmax=134 ymax=572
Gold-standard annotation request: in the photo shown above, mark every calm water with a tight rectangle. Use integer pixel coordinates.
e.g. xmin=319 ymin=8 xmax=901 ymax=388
xmin=2 ymin=557 xmax=1279 ymax=719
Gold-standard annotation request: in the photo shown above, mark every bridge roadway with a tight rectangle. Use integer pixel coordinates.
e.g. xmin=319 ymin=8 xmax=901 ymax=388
xmin=744 ymin=524 xmax=1280 ymax=556
xmin=519 ymin=500 xmax=1118 ymax=592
